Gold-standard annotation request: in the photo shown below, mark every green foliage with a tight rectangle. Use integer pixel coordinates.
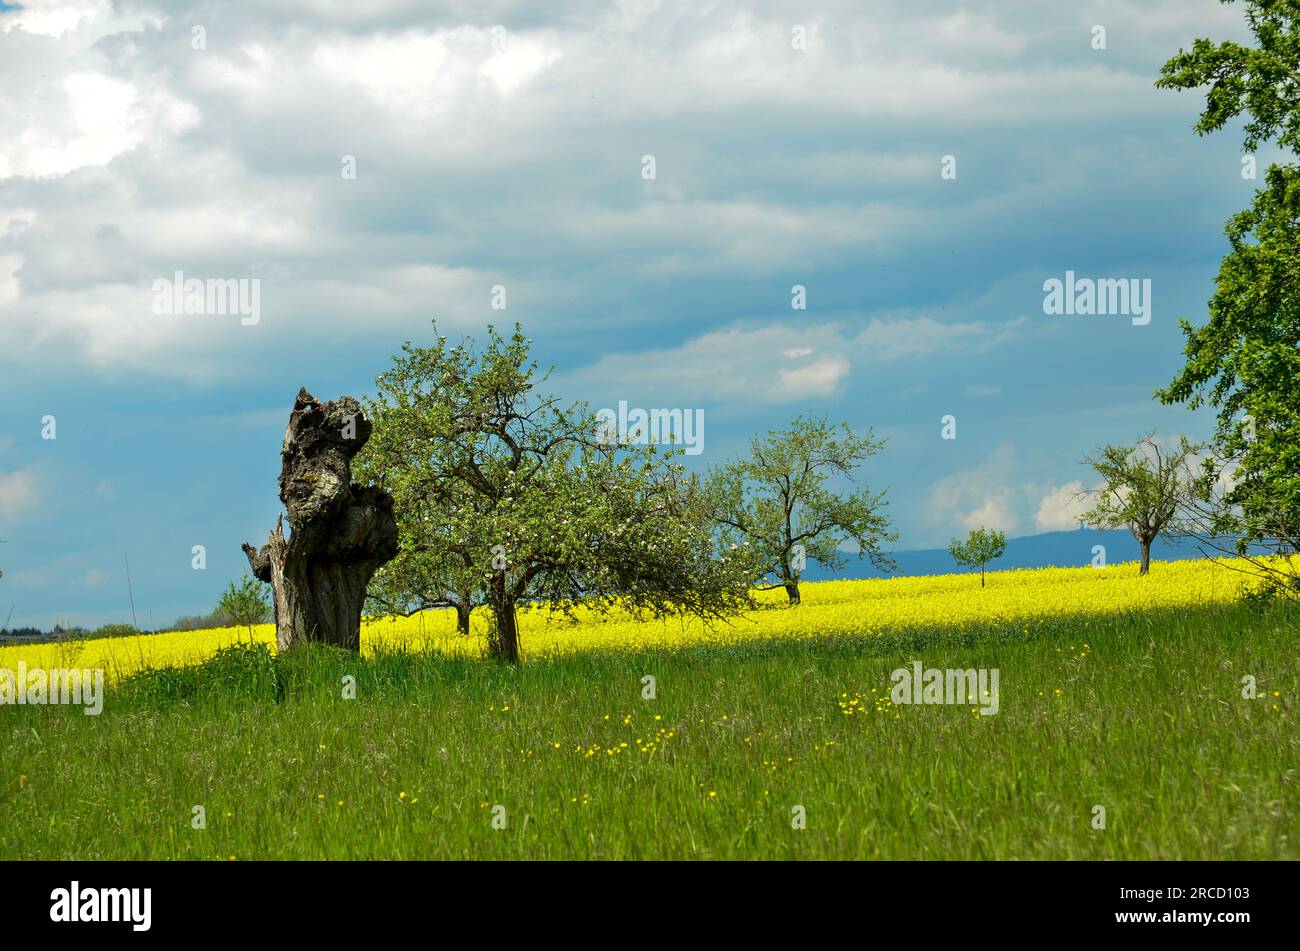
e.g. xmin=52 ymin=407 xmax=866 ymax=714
xmin=165 ymin=613 xmax=228 ymax=633
xmin=216 ymin=573 xmax=272 ymax=631
xmin=1158 ymin=165 xmax=1300 ymax=554
xmin=357 ymin=323 xmax=753 ymax=660
xmin=948 ymin=527 xmax=1007 ymax=585
xmin=1080 ymin=435 xmax=1200 ymax=571
xmin=706 ymin=416 xmax=895 ymax=600
xmin=1157 ymin=1 xmax=1300 ymax=587
xmin=89 ymin=623 xmax=141 ymax=639
xmin=1156 ymin=0 xmax=1300 ymax=153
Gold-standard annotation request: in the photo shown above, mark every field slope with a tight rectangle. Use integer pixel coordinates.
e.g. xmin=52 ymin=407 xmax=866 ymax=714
xmin=1 ymin=560 xmax=1295 ymax=859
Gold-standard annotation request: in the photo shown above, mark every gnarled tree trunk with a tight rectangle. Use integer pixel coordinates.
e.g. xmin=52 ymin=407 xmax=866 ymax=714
xmin=243 ymin=388 xmax=398 ymax=651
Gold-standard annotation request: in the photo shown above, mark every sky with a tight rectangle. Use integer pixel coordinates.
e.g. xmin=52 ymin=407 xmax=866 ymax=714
xmin=0 ymin=0 xmax=1270 ymax=630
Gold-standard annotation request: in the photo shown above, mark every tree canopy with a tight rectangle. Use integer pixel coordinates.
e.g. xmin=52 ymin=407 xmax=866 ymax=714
xmin=1157 ymin=0 xmax=1300 ymax=591
xmin=358 ymin=323 xmax=753 ymax=661
xmin=1079 ymin=435 xmax=1200 ymax=575
xmin=948 ymin=527 xmax=1007 ymax=587
xmin=706 ymin=416 xmax=895 ymax=604
xmin=216 ymin=573 xmax=272 ymax=634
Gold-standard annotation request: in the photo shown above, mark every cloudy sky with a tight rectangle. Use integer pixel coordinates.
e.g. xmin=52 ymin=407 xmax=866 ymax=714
xmin=0 ymin=0 xmax=1266 ymax=629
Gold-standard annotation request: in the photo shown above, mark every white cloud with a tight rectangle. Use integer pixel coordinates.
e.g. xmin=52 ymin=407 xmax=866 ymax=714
xmin=2 ymin=0 xmax=123 ymax=40
xmin=2 ymin=262 xmax=502 ymax=381
xmin=775 ymin=356 xmax=850 ymax=399
xmin=478 ymin=34 xmax=564 ymax=97
xmin=927 ymin=445 xmax=1021 ymax=537
xmin=961 ymin=490 xmax=1018 ymax=533
xmin=561 ymin=314 xmax=1019 ymax=407
xmin=0 ymin=66 xmax=197 ymax=181
xmin=0 ymin=253 xmax=21 ymax=308
xmin=561 ymin=324 xmax=842 ymax=405
xmin=0 ymin=468 xmax=39 ymax=521
xmin=1033 ymin=480 xmax=1088 ymax=532
xmin=75 ymin=567 xmax=107 ymax=587
xmin=0 ymin=0 xmax=1241 ymax=383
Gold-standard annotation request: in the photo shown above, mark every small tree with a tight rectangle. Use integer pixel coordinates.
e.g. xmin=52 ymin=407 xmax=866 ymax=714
xmin=707 ymin=416 xmax=895 ymax=605
xmin=948 ymin=527 xmax=1007 ymax=587
xmin=217 ymin=573 xmax=272 ymax=636
xmin=90 ymin=623 xmax=139 ymax=639
xmin=1079 ymin=434 xmax=1200 ymax=575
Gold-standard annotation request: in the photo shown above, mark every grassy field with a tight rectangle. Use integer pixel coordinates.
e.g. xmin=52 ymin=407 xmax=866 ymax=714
xmin=1 ymin=561 xmax=1295 ymax=859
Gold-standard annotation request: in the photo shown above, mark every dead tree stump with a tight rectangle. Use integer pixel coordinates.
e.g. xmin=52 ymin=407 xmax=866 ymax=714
xmin=242 ymin=388 xmax=398 ymax=651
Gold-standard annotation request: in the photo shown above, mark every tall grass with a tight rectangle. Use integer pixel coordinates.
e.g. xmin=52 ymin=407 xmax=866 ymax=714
xmin=1 ymin=598 xmax=1294 ymax=859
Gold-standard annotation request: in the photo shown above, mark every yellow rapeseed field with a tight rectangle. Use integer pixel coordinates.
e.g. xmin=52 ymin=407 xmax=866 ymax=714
xmin=0 ymin=558 xmax=1259 ymax=681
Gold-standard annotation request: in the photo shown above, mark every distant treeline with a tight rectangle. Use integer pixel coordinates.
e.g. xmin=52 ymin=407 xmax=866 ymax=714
xmin=0 ymin=622 xmax=146 ymax=646
xmin=0 ymin=601 xmax=262 ymax=645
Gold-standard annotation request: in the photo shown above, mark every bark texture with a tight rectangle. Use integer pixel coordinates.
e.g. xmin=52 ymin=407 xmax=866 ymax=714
xmin=488 ymin=574 xmax=521 ymax=664
xmin=243 ymin=388 xmax=398 ymax=651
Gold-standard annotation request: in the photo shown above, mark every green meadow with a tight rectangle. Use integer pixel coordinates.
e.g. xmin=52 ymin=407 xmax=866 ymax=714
xmin=2 ymin=597 xmax=1294 ymax=860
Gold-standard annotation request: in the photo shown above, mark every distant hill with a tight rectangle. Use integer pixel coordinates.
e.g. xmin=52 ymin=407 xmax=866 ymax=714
xmin=803 ymin=529 xmax=1225 ymax=581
